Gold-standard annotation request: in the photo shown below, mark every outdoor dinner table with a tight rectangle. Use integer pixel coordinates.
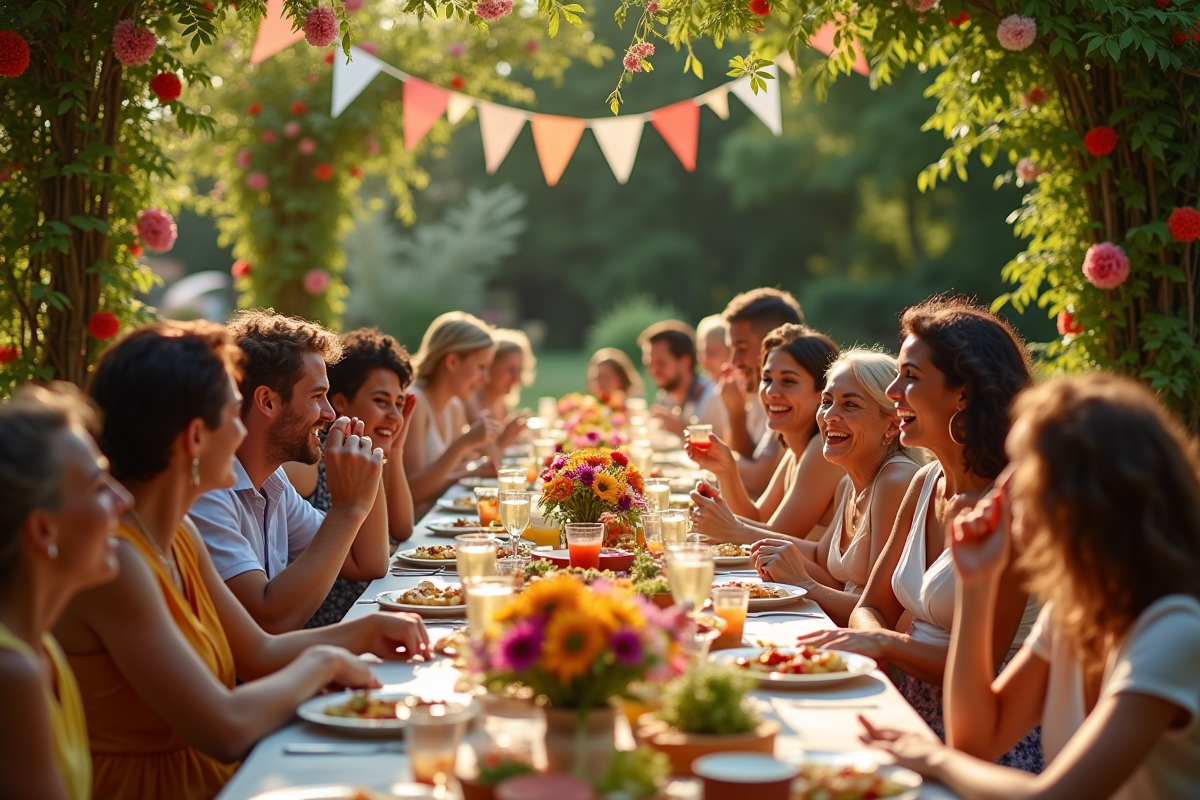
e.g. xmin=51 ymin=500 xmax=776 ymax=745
xmin=216 ymin=481 xmax=960 ymax=800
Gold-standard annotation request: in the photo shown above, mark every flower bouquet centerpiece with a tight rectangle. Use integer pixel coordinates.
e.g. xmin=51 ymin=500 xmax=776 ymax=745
xmin=473 ymin=573 xmax=686 ymax=779
xmin=556 ymin=393 xmax=628 ymax=451
xmin=539 ymin=448 xmax=647 ymax=547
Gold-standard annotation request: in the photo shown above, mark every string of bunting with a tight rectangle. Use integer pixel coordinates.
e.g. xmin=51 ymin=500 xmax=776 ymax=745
xmin=250 ymin=0 xmax=869 ymax=186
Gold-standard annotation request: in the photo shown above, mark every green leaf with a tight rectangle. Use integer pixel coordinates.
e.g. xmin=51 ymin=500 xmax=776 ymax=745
xmin=548 ymin=9 xmax=559 ymax=37
xmin=56 ymin=97 xmax=74 ymax=115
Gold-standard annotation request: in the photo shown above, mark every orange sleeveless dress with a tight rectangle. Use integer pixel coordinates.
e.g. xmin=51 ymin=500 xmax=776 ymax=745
xmin=67 ymin=523 xmax=239 ymax=800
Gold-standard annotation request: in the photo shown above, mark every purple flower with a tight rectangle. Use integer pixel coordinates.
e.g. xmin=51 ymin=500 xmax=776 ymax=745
xmin=617 ymin=494 xmax=633 ymax=512
xmin=586 ymin=430 xmax=600 ymax=442
xmin=575 ymin=466 xmax=596 ymax=486
xmin=550 ymin=455 xmax=567 ymax=470
xmin=496 ymin=619 xmax=543 ymax=672
xmin=611 ymin=629 xmax=643 ymax=666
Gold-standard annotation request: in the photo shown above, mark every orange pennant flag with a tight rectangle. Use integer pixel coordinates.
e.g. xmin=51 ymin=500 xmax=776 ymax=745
xmin=809 ymin=21 xmax=869 ymax=76
xmin=403 ymin=79 xmax=450 ymax=151
xmin=651 ymin=100 xmax=700 ymax=172
xmin=530 ymin=115 xmax=586 ymax=186
xmin=250 ymin=0 xmax=304 ymax=65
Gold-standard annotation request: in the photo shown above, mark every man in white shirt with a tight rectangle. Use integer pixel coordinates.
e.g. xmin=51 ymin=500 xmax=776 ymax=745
xmin=718 ymin=288 xmax=804 ymax=497
xmin=190 ymin=311 xmax=391 ymax=633
xmin=638 ymin=320 xmax=729 ymax=438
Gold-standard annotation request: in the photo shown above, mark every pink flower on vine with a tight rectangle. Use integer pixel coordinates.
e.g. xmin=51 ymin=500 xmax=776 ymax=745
xmin=236 ymin=148 xmax=253 ymax=169
xmin=298 ymin=137 xmax=317 ymax=155
xmin=245 ymin=171 xmax=269 ymax=191
xmin=304 ymin=269 xmax=331 ymax=295
xmin=112 ymin=19 xmax=157 ymax=66
xmin=447 ymin=42 xmax=467 ymax=58
xmin=1016 ymin=157 xmax=1043 ymax=184
xmin=624 ymin=42 xmax=655 ymax=72
xmin=303 ymin=6 xmax=339 ymax=47
xmin=344 ymin=0 xmax=365 ymax=10
xmin=908 ymin=0 xmax=938 ymax=12
xmin=474 ymin=0 xmax=513 ymax=21
xmin=647 ymin=1 xmax=659 ymax=12
xmin=261 ymin=130 xmax=278 ymax=144
xmin=1082 ymin=242 xmax=1130 ymax=290
xmin=996 ymin=14 xmax=1037 ymax=51
xmin=283 ymin=121 xmax=301 ymax=138
xmin=136 ymin=208 xmax=177 ymax=253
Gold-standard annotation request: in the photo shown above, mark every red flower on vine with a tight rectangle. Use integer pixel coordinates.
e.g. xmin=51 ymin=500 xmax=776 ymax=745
xmin=1156 ymin=0 xmax=1171 ymax=7
xmin=0 ymin=30 xmax=31 ymax=78
xmin=313 ymin=162 xmax=334 ymax=181
xmin=0 ymin=345 xmax=19 ymax=364
xmin=88 ymin=311 xmax=121 ymax=341
xmin=128 ymin=243 xmax=143 ymax=258
xmin=350 ymin=165 xmax=364 ymax=178
xmin=324 ymin=51 xmax=335 ymax=65
xmin=1171 ymin=30 xmax=1188 ymax=46
xmin=450 ymin=75 xmax=466 ymax=90
xmin=749 ymin=0 xmax=770 ymax=16
xmin=1167 ymin=207 xmax=1200 ymax=243
xmin=112 ymin=20 xmax=157 ymax=67
xmin=248 ymin=102 xmax=263 ymax=116
xmin=1083 ymin=126 xmax=1118 ymax=156
xmin=292 ymin=100 xmax=308 ymax=115
xmin=1056 ymin=311 xmax=1084 ymax=337
xmin=149 ymin=72 xmax=182 ymax=103
xmin=948 ymin=11 xmax=970 ymax=26
xmin=1021 ymin=85 xmax=1046 ymax=109
xmin=231 ymin=259 xmax=253 ymax=278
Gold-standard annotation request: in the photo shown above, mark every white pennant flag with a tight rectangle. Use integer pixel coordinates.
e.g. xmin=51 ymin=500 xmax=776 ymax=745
xmin=478 ymin=102 xmax=527 ymax=174
xmin=446 ymin=93 xmax=474 ymax=124
xmin=591 ymin=117 xmax=644 ymax=184
xmin=730 ymin=64 xmax=782 ymax=136
xmin=698 ymin=88 xmax=730 ymax=120
xmin=332 ymin=46 xmax=385 ymax=118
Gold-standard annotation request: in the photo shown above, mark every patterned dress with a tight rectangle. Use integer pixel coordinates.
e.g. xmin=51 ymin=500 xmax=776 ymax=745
xmin=302 ymin=458 xmax=371 ymax=628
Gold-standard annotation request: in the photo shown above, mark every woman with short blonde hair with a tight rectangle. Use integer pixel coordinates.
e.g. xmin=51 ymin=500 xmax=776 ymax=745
xmin=469 ymin=328 xmax=536 ymax=451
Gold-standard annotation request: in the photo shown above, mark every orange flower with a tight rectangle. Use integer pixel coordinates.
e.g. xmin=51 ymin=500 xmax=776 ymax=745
xmin=544 ymin=476 xmax=574 ymax=502
xmin=626 ymin=470 xmax=644 ymax=494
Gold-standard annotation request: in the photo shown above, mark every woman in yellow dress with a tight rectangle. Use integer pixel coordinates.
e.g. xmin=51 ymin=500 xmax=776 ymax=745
xmin=55 ymin=321 xmax=429 ymax=800
xmin=0 ymin=384 xmax=132 ymax=799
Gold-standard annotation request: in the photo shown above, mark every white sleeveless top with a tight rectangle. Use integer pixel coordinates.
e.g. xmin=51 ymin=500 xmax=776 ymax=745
xmin=827 ymin=454 xmax=916 ymax=592
xmin=891 ymin=463 xmax=1040 ymax=650
xmin=411 ymin=385 xmax=454 ymax=465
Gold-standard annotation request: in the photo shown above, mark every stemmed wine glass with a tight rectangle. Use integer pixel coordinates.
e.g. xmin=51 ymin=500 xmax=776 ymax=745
xmin=498 ymin=490 xmax=532 ymax=553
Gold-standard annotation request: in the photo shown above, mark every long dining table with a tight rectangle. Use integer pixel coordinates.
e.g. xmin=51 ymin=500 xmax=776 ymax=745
xmin=216 ymin=480 xmax=959 ymax=800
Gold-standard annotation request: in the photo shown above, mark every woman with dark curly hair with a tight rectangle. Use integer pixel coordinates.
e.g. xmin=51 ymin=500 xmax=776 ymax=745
xmin=798 ymin=295 xmax=1043 ymax=772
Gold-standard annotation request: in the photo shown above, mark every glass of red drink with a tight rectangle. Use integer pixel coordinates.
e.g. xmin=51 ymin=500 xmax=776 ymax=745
xmin=565 ymin=523 xmax=604 ymax=570
xmin=687 ymin=424 xmax=713 ymax=450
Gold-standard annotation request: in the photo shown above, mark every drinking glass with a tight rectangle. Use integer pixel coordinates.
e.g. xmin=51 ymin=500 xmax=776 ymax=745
xmin=463 ymin=575 xmax=516 ymax=639
xmin=628 ymin=444 xmax=653 ymax=476
xmin=475 ymin=487 xmax=500 ymax=530
xmin=711 ymin=585 xmax=750 ymax=649
xmin=641 ymin=512 xmax=663 ymax=555
xmin=686 ymin=424 xmax=713 ymax=451
xmin=455 ymin=534 xmax=498 ymax=580
xmin=625 ymin=397 xmax=648 ymax=414
xmin=666 ymin=542 xmax=715 ymax=611
xmin=660 ymin=509 xmax=688 ymax=546
xmin=524 ymin=506 xmax=563 ymax=548
xmin=497 ymin=467 xmax=527 ymax=493
xmin=499 ymin=490 xmax=532 ymax=547
xmin=565 ymin=523 xmax=604 ymax=570
xmin=537 ymin=396 xmax=558 ymax=425
xmin=401 ymin=699 xmax=477 ymax=787
xmin=533 ymin=438 xmax=557 ymax=467
xmin=644 ymin=477 xmax=672 ymax=513
xmin=495 ymin=555 xmax=530 ymax=586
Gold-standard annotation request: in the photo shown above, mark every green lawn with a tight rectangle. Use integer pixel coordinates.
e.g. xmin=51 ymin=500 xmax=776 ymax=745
xmin=518 ymin=351 xmax=590 ymax=409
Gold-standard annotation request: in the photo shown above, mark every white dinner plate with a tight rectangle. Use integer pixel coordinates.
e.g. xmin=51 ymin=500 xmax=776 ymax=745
xmin=395 ymin=549 xmax=459 ymax=569
xmin=712 ymin=647 xmax=877 ymax=686
xmin=436 ymin=496 xmax=477 ymax=513
xmin=296 ymin=690 xmax=409 ymax=733
xmin=792 ymin=751 xmax=922 ymax=800
xmin=426 ymin=521 xmax=484 ymax=536
xmin=376 ymin=588 xmax=466 ymax=617
xmin=713 ymin=579 xmax=807 ymax=609
xmin=457 ymin=477 xmax=497 ymax=488
xmin=248 ymin=786 xmax=441 ymax=800
xmin=712 ymin=546 xmax=751 ymax=567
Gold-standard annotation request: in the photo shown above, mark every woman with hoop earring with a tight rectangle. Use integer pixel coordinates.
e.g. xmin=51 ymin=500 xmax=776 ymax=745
xmin=794 ymin=296 xmax=1044 ymax=773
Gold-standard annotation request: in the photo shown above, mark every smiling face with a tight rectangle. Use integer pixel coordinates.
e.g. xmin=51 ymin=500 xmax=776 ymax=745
xmin=197 ymin=374 xmax=248 ymax=490
xmin=488 ymin=349 xmax=525 ymax=398
xmin=333 ymin=367 xmax=405 ymax=446
xmin=728 ymin=320 xmax=764 ymax=384
xmin=886 ymin=335 xmax=964 ymax=452
xmin=268 ymin=350 xmax=335 ymax=465
xmin=818 ymin=366 xmax=899 ymax=467
xmin=759 ymin=347 xmax=822 ymax=438
xmin=643 ymin=340 xmax=690 ymax=394
xmin=445 ymin=346 xmax=496 ymax=401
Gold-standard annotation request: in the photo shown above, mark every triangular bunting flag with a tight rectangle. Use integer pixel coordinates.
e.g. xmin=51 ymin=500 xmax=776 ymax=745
xmin=331 ymin=46 xmax=384 ymax=118
xmin=591 ymin=117 xmax=644 ymax=184
xmin=776 ymin=51 xmax=797 ymax=78
xmin=530 ymin=115 xmax=586 ymax=187
xmin=447 ymin=93 xmax=474 ymax=124
xmin=809 ymin=21 xmax=870 ymax=76
xmin=731 ymin=65 xmax=783 ymax=136
xmin=250 ymin=0 xmax=305 ymax=65
xmin=699 ymin=88 xmax=730 ymax=120
xmin=403 ymin=79 xmax=450 ymax=150
xmin=478 ymin=103 xmax=527 ymax=174
xmin=651 ymin=101 xmax=700 ymax=172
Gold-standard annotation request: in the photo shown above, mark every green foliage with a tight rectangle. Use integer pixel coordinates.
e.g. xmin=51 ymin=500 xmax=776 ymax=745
xmin=656 ymin=664 xmax=758 ymax=735
xmin=596 ymin=747 xmax=670 ymax=797
xmin=586 ymin=295 xmax=681 ymax=363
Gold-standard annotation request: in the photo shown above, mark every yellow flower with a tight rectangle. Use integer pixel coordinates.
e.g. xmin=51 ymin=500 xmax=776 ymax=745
xmin=608 ymin=597 xmax=646 ymax=631
xmin=593 ymin=472 xmax=625 ymax=503
xmin=520 ymin=574 xmax=585 ymax=618
xmin=541 ymin=608 xmax=608 ymax=683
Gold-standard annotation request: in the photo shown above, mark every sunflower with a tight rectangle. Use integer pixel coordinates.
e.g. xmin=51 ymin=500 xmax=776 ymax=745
xmin=541 ymin=608 xmax=608 ymax=682
xmin=543 ymin=476 xmax=574 ymax=502
xmin=593 ymin=472 xmax=625 ymax=503
xmin=519 ymin=574 xmax=585 ymax=618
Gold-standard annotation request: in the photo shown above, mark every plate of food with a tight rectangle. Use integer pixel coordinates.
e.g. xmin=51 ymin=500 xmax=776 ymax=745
xmin=297 ymin=690 xmax=408 ymax=732
xmin=376 ymin=582 xmax=465 ymax=617
xmin=426 ymin=518 xmax=485 ymax=535
xmin=713 ymin=580 xmax=806 ymax=609
xmin=713 ymin=542 xmax=751 ymax=566
xmin=436 ymin=496 xmax=478 ymax=513
xmin=712 ymin=646 xmax=876 ymax=685
xmin=791 ymin=753 xmax=921 ymax=800
xmin=395 ymin=545 xmax=458 ymax=568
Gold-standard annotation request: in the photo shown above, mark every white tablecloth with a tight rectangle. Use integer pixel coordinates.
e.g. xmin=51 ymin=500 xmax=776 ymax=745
xmin=217 ymin=486 xmax=959 ymax=799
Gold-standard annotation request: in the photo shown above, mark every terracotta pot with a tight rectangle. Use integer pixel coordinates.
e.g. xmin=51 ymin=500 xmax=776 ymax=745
xmin=459 ymin=777 xmax=497 ymax=800
xmin=635 ymin=714 xmax=779 ymax=777
xmin=542 ymin=706 xmax=618 ymax=780
xmin=650 ymin=592 xmax=675 ymax=609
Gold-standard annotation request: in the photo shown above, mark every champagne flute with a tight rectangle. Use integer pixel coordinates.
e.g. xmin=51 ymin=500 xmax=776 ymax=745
xmin=499 ymin=490 xmax=532 ymax=552
xmin=666 ymin=542 xmax=715 ymax=612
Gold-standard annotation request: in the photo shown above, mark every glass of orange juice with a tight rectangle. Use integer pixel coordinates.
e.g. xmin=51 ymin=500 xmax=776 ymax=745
xmin=641 ymin=512 xmax=663 ymax=555
xmin=711 ymin=585 xmax=749 ymax=649
xmin=523 ymin=505 xmax=562 ymax=548
xmin=475 ymin=487 xmax=500 ymax=529
xmin=565 ymin=523 xmax=604 ymax=569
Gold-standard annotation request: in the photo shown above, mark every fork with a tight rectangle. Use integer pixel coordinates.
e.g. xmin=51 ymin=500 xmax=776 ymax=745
xmin=390 ymin=566 xmax=446 ymax=577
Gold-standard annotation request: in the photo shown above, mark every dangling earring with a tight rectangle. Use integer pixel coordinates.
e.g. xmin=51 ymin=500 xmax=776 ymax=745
xmin=47 ymin=543 xmax=58 ymax=559
xmin=948 ymin=410 xmax=967 ymax=446
xmin=191 ymin=457 xmax=201 ymax=487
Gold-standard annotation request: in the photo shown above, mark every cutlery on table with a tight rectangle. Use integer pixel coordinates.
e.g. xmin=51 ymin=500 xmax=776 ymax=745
xmin=746 ymin=610 xmax=825 ymax=619
xmin=284 ymin=742 xmax=405 ymax=755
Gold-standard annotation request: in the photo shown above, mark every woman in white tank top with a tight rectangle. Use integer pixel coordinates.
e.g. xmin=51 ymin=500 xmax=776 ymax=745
xmin=751 ymin=350 xmax=922 ymax=626
xmin=796 ymin=297 xmax=1043 ymax=772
